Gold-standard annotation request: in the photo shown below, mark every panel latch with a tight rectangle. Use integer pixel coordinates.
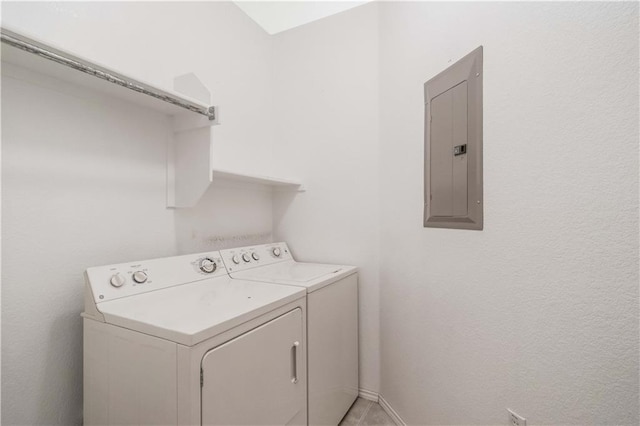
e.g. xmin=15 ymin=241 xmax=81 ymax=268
xmin=454 ymin=144 xmax=467 ymax=156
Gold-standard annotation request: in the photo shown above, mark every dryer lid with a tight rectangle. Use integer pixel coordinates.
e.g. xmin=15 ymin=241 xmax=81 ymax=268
xmin=95 ymin=276 xmax=304 ymax=346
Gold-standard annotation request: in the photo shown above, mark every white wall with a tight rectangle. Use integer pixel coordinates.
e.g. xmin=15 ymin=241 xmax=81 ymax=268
xmin=1 ymin=2 xmax=275 ymax=424
xmin=378 ymin=2 xmax=639 ymax=425
xmin=235 ymin=0 xmax=371 ymax=35
xmin=2 ymin=65 xmax=177 ymax=426
xmin=175 ymin=182 xmax=274 ymax=254
xmin=271 ymin=3 xmax=380 ymax=394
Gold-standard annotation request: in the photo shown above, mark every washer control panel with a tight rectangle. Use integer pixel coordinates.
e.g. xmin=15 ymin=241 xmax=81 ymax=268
xmin=86 ymin=251 xmax=226 ymax=304
xmin=220 ymin=242 xmax=293 ymax=273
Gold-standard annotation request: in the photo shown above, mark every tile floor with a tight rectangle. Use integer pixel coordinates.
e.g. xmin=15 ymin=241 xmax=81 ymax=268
xmin=339 ymin=397 xmax=395 ymax=426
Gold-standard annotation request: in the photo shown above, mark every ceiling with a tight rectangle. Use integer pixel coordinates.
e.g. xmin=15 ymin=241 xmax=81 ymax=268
xmin=234 ymin=1 xmax=372 ymax=35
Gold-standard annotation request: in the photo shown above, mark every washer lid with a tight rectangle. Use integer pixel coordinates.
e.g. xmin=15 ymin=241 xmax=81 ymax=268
xmin=231 ymin=261 xmax=357 ymax=292
xmin=95 ymin=275 xmax=305 ymax=346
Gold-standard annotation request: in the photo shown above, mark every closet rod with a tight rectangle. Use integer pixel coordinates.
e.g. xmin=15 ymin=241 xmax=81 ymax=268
xmin=1 ymin=28 xmax=216 ymax=121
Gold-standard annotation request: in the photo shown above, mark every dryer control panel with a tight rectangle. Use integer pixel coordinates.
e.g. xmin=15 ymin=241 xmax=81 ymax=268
xmin=85 ymin=251 xmax=227 ymax=304
xmin=220 ymin=242 xmax=293 ymax=273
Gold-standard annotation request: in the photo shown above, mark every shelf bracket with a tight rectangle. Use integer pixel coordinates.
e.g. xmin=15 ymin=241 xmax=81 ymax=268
xmin=167 ymin=73 xmax=218 ymax=208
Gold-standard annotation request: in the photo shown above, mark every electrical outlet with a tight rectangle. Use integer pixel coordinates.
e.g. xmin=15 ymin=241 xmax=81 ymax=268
xmin=507 ymin=409 xmax=526 ymax=426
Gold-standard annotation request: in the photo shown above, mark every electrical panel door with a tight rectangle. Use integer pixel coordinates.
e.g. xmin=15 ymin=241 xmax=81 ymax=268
xmin=424 ymin=46 xmax=483 ymax=230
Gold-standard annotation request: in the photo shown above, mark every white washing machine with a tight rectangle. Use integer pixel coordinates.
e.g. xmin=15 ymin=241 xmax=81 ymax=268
xmin=220 ymin=243 xmax=358 ymax=426
xmin=82 ymin=251 xmax=307 ymax=425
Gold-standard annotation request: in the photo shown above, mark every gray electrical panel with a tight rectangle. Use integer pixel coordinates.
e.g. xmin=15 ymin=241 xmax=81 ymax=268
xmin=424 ymin=46 xmax=483 ymax=230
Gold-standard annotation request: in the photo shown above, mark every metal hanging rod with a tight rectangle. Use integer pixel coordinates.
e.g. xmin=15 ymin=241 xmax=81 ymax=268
xmin=1 ymin=28 xmax=216 ymax=121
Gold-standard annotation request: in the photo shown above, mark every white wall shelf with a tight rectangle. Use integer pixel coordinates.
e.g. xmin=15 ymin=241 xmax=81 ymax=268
xmin=211 ymin=168 xmax=305 ymax=191
xmin=1 ymin=26 xmax=305 ymax=209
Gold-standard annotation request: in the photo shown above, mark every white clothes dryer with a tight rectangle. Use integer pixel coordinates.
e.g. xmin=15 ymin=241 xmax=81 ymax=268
xmin=220 ymin=242 xmax=358 ymax=426
xmin=82 ymin=251 xmax=307 ymax=426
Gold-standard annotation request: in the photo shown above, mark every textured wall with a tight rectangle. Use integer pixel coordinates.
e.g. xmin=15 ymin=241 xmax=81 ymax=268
xmin=271 ymin=3 xmax=381 ymax=394
xmin=378 ymin=2 xmax=639 ymax=424
xmin=2 ymin=65 xmax=177 ymax=426
xmin=1 ymin=2 xmax=275 ymax=424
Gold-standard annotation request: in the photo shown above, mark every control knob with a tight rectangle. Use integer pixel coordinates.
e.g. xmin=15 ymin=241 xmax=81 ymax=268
xmin=132 ymin=271 xmax=148 ymax=284
xmin=252 ymin=252 xmax=260 ymax=261
xmin=242 ymin=253 xmax=251 ymax=263
xmin=199 ymin=258 xmax=217 ymax=274
xmin=232 ymin=255 xmax=240 ymax=264
xmin=110 ymin=273 xmax=126 ymax=288
xmin=273 ymin=247 xmax=281 ymax=257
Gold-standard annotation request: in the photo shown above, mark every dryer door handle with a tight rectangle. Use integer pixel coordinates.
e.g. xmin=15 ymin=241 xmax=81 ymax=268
xmin=290 ymin=341 xmax=299 ymax=384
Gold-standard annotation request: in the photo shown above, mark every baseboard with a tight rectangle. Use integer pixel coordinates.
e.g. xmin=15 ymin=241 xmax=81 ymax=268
xmin=358 ymin=388 xmax=379 ymax=402
xmin=357 ymin=388 xmax=406 ymax=426
xmin=378 ymin=394 xmax=406 ymax=426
